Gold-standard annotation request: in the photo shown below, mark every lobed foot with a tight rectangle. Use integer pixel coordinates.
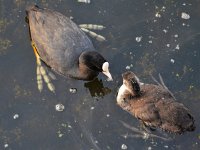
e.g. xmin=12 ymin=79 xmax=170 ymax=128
xmin=151 ymin=74 xmax=176 ymax=100
xmin=32 ymin=41 xmax=56 ymax=93
xmin=79 ymin=24 xmax=105 ymax=30
xmin=36 ymin=62 xmax=55 ymax=93
xmin=79 ymin=24 xmax=106 ymax=42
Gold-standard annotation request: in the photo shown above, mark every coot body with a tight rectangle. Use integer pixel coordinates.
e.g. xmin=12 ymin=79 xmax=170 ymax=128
xmin=26 ymin=5 xmax=112 ymax=81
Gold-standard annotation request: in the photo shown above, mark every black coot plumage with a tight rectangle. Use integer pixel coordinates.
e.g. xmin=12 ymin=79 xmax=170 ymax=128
xmin=26 ymin=5 xmax=112 ymax=82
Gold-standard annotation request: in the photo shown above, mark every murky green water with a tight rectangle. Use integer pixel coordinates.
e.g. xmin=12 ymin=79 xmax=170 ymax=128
xmin=0 ymin=0 xmax=200 ymax=149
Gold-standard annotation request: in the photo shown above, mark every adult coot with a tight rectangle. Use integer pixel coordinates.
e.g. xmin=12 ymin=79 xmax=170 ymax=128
xmin=26 ymin=5 xmax=112 ymax=92
xmin=117 ymin=71 xmax=195 ymax=134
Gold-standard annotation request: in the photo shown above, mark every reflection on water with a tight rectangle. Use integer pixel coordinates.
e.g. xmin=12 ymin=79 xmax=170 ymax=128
xmin=0 ymin=0 xmax=200 ymax=150
xmin=84 ymin=78 xmax=111 ymax=98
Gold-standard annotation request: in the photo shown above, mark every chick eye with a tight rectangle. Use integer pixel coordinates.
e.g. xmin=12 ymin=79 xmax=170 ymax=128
xmin=123 ymin=98 xmax=126 ymax=102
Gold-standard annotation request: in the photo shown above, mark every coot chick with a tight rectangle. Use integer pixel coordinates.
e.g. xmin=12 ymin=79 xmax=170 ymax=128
xmin=117 ymin=71 xmax=195 ymax=134
xmin=26 ymin=5 xmax=112 ymax=92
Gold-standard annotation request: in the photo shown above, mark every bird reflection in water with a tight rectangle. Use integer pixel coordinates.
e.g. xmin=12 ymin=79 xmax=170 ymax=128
xmin=84 ymin=78 xmax=111 ymax=99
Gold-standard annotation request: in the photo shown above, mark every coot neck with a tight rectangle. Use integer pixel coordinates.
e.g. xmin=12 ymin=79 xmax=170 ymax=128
xmin=67 ymin=64 xmax=99 ymax=81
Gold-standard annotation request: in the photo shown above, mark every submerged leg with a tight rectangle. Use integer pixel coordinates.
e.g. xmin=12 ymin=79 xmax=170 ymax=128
xmin=158 ymin=74 xmax=176 ymax=100
xmin=80 ymin=27 xmax=106 ymax=42
xmin=151 ymin=74 xmax=176 ymax=100
xmin=31 ymin=41 xmax=55 ymax=93
xmin=120 ymin=121 xmax=171 ymax=141
xmin=139 ymin=121 xmax=152 ymax=133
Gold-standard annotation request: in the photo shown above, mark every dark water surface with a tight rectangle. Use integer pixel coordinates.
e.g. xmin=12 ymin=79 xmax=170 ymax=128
xmin=0 ymin=0 xmax=200 ymax=149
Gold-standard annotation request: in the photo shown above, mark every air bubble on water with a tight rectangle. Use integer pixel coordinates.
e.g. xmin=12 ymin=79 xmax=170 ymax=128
xmin=69 ymin=88 xmax=77 ymax=94
xmin=148 ymin=40 xmax=153 ymax=44
xmin=121 ymin=144 xmax=127 ymax=150
xmin=175 ymin=44 xmax=180 ymax=50
xmin=174 ymin=34 xmax=178 ymax=38
xmin=182 ymin=23 xmax=186 ymax=26
xmin=161 ymin=6 xmax=166 ymax=12
xmin=148 ymin=146 xmax=152 ymax=150
xmin=164 ymin=145 xmax=169 ymax=149
xmin=126 ymin=66 xmax=131 ymax=70
xmin=155 ymin=12 xmax=161 ymax=18
xmin=181 ymin=12 xmax=190 ymax=20
xmin=4 ymin=144 xmax=8 ymax=148
xmin=135 ymin=36 xmax=142 ymax=42
xmin=170 ymin=59 xmax=175 ymax=64
xmin=13 ymin=114 xmax=19 ymax=120
xmin=55 ymin=104 xmax=65 ymax=112
xmin=77 ymin=0 xmax=91 ymax=4
xmin=163 ymin=29 xmax=168 ymax=33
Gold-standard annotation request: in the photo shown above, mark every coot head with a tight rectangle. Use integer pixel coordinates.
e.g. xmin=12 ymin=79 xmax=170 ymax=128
xmin=79 ymin=51 xmax=113 ymax=81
